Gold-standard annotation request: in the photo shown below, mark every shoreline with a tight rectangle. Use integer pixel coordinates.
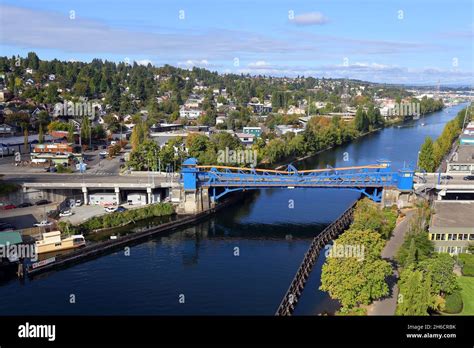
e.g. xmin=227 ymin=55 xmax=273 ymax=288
xmin=26 ymin=194 xmax=245 ymax=277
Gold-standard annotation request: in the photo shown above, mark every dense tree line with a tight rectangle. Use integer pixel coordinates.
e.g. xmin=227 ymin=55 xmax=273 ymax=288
xmin=395 ymin=202 xmax=459 ymax=315
xmin=418 ymin=104 xmax=473 ymax=172
xmin=320 ymin=199 xmax=397 ymax=314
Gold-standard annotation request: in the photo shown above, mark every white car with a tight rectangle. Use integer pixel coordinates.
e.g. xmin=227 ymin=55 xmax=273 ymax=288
xmin=104 ymin=206 xmax=117 ymax=213
xmin=75 ymin=200 xmax=82 ymax=207
xmin=59 ymin=210 xmax=73 ymax=217
xmin=34 ymin=220 xmax=53 ymax=227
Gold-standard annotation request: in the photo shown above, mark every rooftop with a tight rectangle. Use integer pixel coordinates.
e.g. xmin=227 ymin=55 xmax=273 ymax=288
xmin=430 ymin=201 xmax=474 ymax=229
xmin=450 ymin=145 xmax=474 ymax=163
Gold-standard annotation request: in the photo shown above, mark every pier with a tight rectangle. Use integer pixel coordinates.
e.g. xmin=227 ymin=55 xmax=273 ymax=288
xmin=275 ymin=202 xmax=356 ymax=316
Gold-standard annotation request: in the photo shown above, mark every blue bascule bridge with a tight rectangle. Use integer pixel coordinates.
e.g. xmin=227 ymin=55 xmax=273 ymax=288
xmin=180 ymin=157 xmax=414 ymax=206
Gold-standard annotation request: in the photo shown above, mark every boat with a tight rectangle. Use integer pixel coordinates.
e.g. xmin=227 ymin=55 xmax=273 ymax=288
xmin=35 ymin=231 xmax=85 ymax=254
xmin=421 ymin=123 xmax=426 ymax=126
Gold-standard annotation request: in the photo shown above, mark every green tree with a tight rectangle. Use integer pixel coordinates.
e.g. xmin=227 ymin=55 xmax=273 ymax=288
xmin=23 ymin=128 xmax=29 ymax=152
xmin=418 ymin=137 xmax=435 ymax=172
xmin=418 ymin=253 xmax=458 ymax=295
xmin=128 ymin=139 xmax=160 ymax=171
xmin=67 ymin=123 xmax=75 ymax=143
xmin=351 ymin=198 xmax=397 ymax=239
xmin=80 ymin=116 xmax=91 ymax=146
xmin=27 ymin=52 xmax=39 ymax=70
xmin=38 ymin=124 xmax=44 ymax=144
xmin=320 ymin=228 xmax=392 ymax=310
xmin=354 ymin=107 xmax=369 ymax=133
xmin=396 ymin=268 xmax=434 ymax=316
xmin=321 ymin=256 xmax=392 ymax=309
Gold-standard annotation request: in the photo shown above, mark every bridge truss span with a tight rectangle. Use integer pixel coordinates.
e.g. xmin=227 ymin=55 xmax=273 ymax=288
xmin=181 ymin=158 xmax=414 ymax=202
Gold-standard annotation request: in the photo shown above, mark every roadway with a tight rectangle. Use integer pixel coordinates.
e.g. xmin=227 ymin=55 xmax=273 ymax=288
xmin=414 ymin=172 xmax=474 ymax=188
xmin=1 ymin=172 xmax=169 ymax=184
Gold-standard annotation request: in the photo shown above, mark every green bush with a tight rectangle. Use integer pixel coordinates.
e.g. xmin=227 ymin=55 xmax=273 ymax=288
xmin=79 ymin=203 xmax=174 ymax=232
xmin=458 ymin=254 xmax=474 ymax=277
xmin=444 ymin=291 xmax=463 ymax=314
xmin=0 ymin=181 xmax=19 ymax=195
xmin=56 ymin=164 xmax=73 ymax=173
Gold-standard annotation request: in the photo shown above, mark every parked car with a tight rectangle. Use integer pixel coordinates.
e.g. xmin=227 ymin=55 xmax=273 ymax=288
xmin=0 ymin=223 xmax=16 ymax=231
xmin=59 ymin=210 xmax=73 ymax=217
xmin=104 ymin=206 xmax=117 ymax=213
xmin=116 ymin=206 xmax=127 ymax=213
xmin=34 ymin=220 xmax=53 ymax=227
xmin=35 ymin=199 xmax=51 ymax=206
xmin=44 ymin=166 xmax=57 ymax=173
xmin=441 ymin=175 xmax=453 ymax=180
xmin=99 ymin=151 xmax=108 ymax=158
xmin=2 ymin=204 xmax=16 ymax=210
xmin=17 ymin=202 xmax=33 ymax=208
xmin=463 ymin=175 xmax=474 ymax=181
xmin=75 ymin=200 xmax=82 ymax=207
xmin=119 ymin=157 xmax=125 ymax=163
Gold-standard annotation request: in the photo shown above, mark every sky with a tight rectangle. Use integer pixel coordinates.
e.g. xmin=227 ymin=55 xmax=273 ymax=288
xmin=0 ymin=0 xmax=472 ymax=85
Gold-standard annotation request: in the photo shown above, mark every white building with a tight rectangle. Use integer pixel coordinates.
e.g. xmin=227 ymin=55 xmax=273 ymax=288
xmin=126 ymin=192 xmax=147 ymax=206
xmin=216 ymin=116 xmax=226 ymax=125
xmin=235 ymin=133 xmax=255 ymax=147
xmin=89 ymin=192 xmax=119 ymax=206
xmin=275 ymin=125 xmax=305 ymax=136
xmin=179 ymin=106 xmax=203 ymax=119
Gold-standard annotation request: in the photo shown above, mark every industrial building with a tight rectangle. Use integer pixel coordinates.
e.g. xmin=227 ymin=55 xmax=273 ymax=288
xmin=428 ymin=201 xmax=474 ymax=255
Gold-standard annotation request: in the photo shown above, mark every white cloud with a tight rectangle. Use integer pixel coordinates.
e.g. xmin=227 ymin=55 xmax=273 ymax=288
xmin=247 ymin=60 xmax=271 ymax=68
xmin=135 ymin=59 xmax=153 ymax=66
xmin=291 ymin=12 xmax=328 ymax=26
xmin=236 ymin=62 xmax=473 ymax=85
xmin=177 ymin=59 xmax=211 ymax=68
xmin=0 ymin=5 xmax=294 ymax=61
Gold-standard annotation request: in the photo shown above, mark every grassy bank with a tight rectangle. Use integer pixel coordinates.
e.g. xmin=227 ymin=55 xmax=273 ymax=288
xmin=59 ymin=203 xmax=175 ymax=234
xmin=458 ymin=276 xmax=474 ymax=315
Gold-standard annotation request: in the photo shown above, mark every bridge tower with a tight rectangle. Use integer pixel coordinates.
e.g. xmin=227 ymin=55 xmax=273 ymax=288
xmin=179 ymin=158 xmax=210 ymax=214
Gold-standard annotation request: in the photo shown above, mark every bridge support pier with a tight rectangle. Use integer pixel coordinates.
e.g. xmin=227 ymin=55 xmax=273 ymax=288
xmin=82 ymin=186 xmax=88 ymax=205
xmin=382 ymin=188 xmax=415 ymax=209
xmin=177 ymin=187 xmax=210 ymax=214
xmin=114 ymin=187 xmax=120 ymax=205
xmin=147 ymin=187 xmax=152 ymax=204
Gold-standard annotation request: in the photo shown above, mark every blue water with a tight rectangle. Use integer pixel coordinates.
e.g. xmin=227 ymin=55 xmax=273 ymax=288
xmin=0 ymin=103 xmax=467 ymax=315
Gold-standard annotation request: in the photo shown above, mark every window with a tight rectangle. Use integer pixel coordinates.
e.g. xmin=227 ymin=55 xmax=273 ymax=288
xmin=435 ymin=234 xmax=444 ymax=241
xmin=447 ymin=234 xmax=453 ymax=240
xmin=470 ymin=234 xmax=474 ymax=241
xmin=449 ymin=165 xmax=460 ymax=172
xmin=447 ymin=246 xmax=457 ymax=254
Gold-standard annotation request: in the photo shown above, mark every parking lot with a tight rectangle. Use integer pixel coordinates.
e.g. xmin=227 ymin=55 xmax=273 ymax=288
xmin=0 ymin=149 xmax=125 ymax=176
xmin=58 ymin=204 xmax=106 ymax=225
xmin=0 ymin=202 xmax=57 ymax=229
